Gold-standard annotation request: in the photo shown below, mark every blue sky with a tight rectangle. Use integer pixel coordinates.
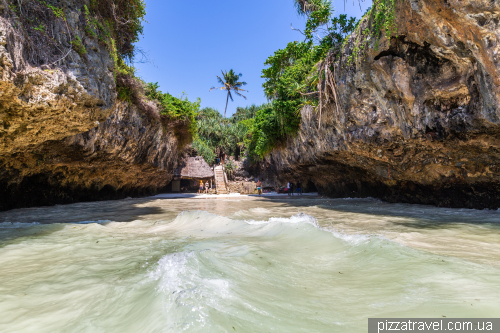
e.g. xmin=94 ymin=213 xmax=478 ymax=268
xmin=134 ymin=0 xmax=372 ymax=117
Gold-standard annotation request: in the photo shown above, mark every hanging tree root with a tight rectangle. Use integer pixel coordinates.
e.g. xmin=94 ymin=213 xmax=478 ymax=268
xmin=316 ymin=50 xmax=343 ymax=130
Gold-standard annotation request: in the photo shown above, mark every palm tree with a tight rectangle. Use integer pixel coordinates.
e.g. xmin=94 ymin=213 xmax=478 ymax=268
xmin=210 ymin=70 xmax=248 ymax=118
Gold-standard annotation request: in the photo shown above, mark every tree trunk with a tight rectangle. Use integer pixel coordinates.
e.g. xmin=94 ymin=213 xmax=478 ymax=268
xmin=224 ymin=92 xmax=230 ymax=118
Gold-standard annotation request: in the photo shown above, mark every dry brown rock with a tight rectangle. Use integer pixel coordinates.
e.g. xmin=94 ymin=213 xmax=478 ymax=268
xmin=0 ymin=101 xmax=180 ymax=210
xmin=266 ymin=0 xmax=500 ymax=209
xmin=0 ymin=1 xmax=182 ymax=210
xmin=0 ymin=2 xmax=116 ymax=153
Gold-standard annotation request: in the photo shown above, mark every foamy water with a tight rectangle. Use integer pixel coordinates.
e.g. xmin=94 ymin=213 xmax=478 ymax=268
xmin=0 ymin=197 xmax=499 ymax=332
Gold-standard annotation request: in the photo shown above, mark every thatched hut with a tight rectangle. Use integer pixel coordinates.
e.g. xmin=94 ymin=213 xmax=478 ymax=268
xmin=171 ymin=156 xmax=214 ymax=192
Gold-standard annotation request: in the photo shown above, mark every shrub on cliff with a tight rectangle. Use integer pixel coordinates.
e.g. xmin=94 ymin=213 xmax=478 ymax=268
xmin=144 ymin=83 xmax=199 ymax=129
xmin=85 ymin=0 xmax=146 ymax=61
xmin=4 ymin=0 xmax=146 ymax=66
xmin=115 ymin=69 xmax=162 ymax=123
xmin=115 ymin=73 xmax=200 ymax=149
xmin=243 ymin=2 xmax=357 ymax=160
xmin=144 ymin=82 xmax=200 ymax=144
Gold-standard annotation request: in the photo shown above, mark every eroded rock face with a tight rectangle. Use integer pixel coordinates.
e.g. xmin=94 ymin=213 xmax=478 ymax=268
xmin=268 ymin=0 xmax=500 ymax=209
xmin=0 ymin=0 xmax=115 ymax=154
xmin=0 ymin=101 xmax=179 ymax=210
xmin=0 ymin=1 xmax=181 ymax=211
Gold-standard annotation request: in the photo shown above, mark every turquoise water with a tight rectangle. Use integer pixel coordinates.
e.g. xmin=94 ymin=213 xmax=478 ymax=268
xmin=0 ymin=198 xmax=499 ymax=332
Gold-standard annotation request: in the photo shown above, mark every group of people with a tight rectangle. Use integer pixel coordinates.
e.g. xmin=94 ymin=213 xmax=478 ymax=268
xmin=198 ymin=180 xmax=211 ymax=194
xmin=286 ymin=182 xmax=302 ymax=196
xmin=196 ymin=179 xmax=301 ymax=196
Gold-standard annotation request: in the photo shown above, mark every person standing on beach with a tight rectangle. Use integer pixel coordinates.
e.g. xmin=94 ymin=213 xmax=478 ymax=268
xmin=205 ymin=181 xmax=209 ymax=194
xmin=296 ymin=182 xmax=302 ymax=195
xmin=199 ymin=180 xmax=204 ymax=194
xmin=256 ymin=180 xmax=262 ymax=195
xmin=288 ymin=182 xmax=294 ymax=196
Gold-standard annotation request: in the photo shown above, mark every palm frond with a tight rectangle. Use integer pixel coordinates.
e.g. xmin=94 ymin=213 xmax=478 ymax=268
xmin=233 ymin=91 xmax=247 ymax=99
xmin=216 ymin=75 xmax=226 ymax=86
xmin=234 ymin=81 xmax=247 ymax=87
xmin=210 ymin=86 xmax=225 ymax=92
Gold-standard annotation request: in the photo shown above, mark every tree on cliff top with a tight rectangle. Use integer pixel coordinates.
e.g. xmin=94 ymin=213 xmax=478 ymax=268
xmin=210 ymin=70 xmax=248 ymax=118
xmin=294 ymin=0 xmax=331 ymax=17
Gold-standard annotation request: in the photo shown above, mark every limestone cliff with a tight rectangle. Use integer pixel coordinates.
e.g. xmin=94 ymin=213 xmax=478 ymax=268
xmin=0 ymin=0 xmax=181 ymax=211
xmin=0 ymin=101 xmax=180 ymax=210
xmin=268 ymin=0 xmax=500 ymax=209
xmin=0 ymin=0 xmax=115 ymax=153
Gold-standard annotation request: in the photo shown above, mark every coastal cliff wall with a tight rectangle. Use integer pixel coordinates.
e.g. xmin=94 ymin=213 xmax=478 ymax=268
xmin=0 ymin=0 xmax=115 ymax=153
xmin=0 ymin=0 xmax=181 ymax=211
xmin=268 ymin=0 xmax=500 ymax=209
xmin=0 ymin=101 xmax=180 ymax=210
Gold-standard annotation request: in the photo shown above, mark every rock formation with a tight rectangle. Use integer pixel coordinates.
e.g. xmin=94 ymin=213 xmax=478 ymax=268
xmin=2 ymin=0 xmax=500 ymax=210
xmin=0 ymin=0 xmax=115 ymax=154
xmin=0 ymin=102 xmax=180 ymax=210
xmin=0 ymin=0 xmax=181 ymax=211
xmin=268 ymin=0 xmax=500 ymax=209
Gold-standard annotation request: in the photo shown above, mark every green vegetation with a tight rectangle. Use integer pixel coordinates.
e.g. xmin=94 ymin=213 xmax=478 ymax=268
xmin=224 ymin=159 xmax=236 ymax=178
xmin=192 ymin=139 xmax=217 ymax=167
xmin=371 ymin=0 xmax=398 ymax=41
xmin=235 ymin=0 xmax=401 ymax=161
xmin=33 ymin=23 xmax=45 ymax=32
xmin=193 ymin=105 xmax=267 ymax=165
xmin=111 ymin=0 xmax=400 ymax=160
xmin=70 ymin=36 xmax=87 ymax=56
xmin=241 ymin=0 xmax=356 ymax=160
xmin=6 ymin=0 xmax=402 ymax=162
xmin=83 ymin=0 xmax=146 ymax=62
xmin=210 ymin=70 xmax=248 ymax=118
xmin=6 ymin=0 xmax=145 ymax=67
xmin=112 ymin=63 xmax=200 ymax=146
xmin=46 ymin=3 xmax=65 ymax=19
xmin=144 ymin=83 xmax=200 ymax=137
xmin=7 ymin=0 xmax=201 ymax=149
xmin=86 ymin=0 xmax=200 ymax=147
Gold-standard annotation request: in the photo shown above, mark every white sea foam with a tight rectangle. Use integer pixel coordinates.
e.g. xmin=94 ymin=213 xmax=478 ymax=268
xmin=1 ymin=199 xmax=499 ymax=333
xmin=245 ymin=212 xmax=372 ymax=245
xmin=148 ymin=251 xmax=231 ymax=331
xmin=245 ymin=212 xmax=317 ymax=226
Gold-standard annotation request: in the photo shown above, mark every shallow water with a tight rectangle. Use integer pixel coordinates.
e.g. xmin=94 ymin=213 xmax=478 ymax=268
xmin=0 ymin=197 xmax=499 ymax=332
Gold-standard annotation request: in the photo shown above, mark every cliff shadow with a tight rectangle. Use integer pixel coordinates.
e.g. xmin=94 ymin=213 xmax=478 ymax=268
xmin=250 ymin=196 xmax=500 ymax=230
xmin=0 ymin=199 xmax=165 ymax=224
xmin=0 ymin=199 xmax=167 ymax=246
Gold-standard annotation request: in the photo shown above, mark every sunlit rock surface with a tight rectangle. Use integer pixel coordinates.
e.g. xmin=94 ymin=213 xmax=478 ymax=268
xmin=0 ymin=1 xmax=115 ymax=153
xmin=0 ymin=1 xmax=180 ymax=210
xmin=268 ymin=0 xmax=500 ymax=209
xmin=0 ymin=101 xmax=180 ymax=210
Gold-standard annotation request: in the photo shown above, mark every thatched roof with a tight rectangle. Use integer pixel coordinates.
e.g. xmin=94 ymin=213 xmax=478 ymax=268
xmin=175 ymin=156 xmax=214 ymax=179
